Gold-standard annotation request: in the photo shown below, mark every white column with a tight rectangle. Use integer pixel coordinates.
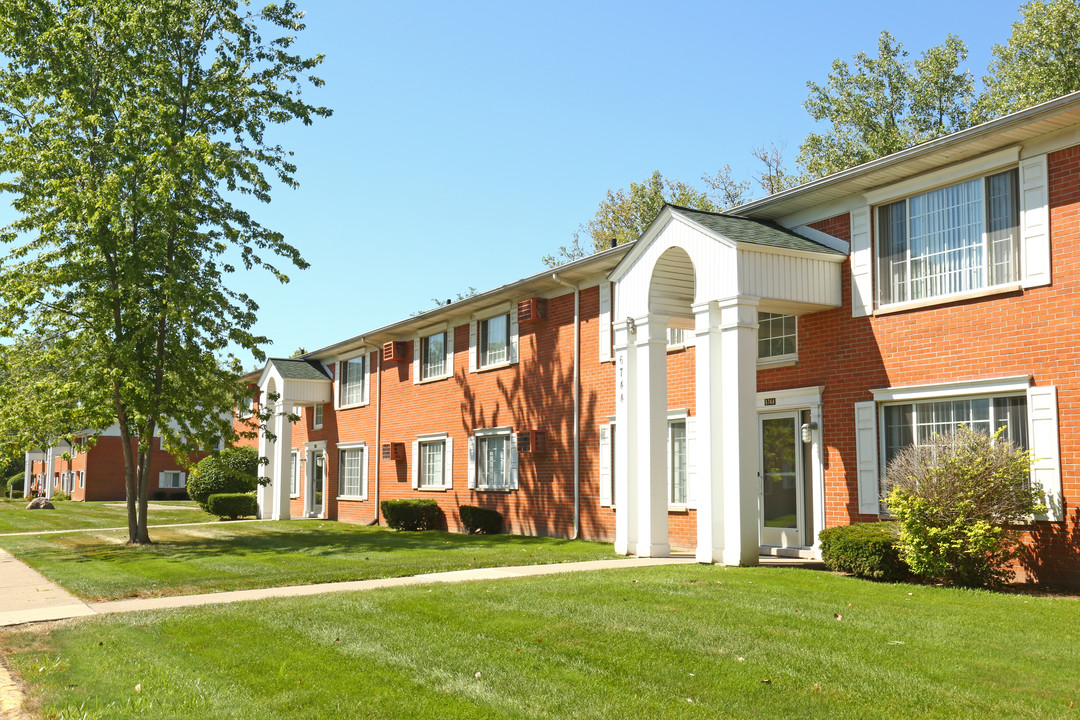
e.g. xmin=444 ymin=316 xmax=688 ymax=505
xmin=809 ymin=403 xmax=825 ymax=554
xmin=693 ymin=300 xmax=725 ymax=563
xmin=257 ymin=402 xmax=273 ymax=519
xmin=719 ymin=296 xmax=760 ymax=566
xmin=613 ymin=321 xmax=636 ymax=556
xmin=271 ymin=402 xmax=293 ymax=521
xmin=634 ymin=315 xmax=670 ymax=558
xmin=22 ymin=454 xmax=31 ymax=499
xmin=43 ymin=447 xmax=55 ymax=499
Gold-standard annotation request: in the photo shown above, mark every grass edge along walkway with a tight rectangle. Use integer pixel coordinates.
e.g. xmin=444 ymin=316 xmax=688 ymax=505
xmin=0 ymin=556 xmax=696 ymax=627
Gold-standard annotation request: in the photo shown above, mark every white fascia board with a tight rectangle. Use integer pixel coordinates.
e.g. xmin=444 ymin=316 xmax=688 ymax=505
xmin=471 ymin=301 xmax=513 ymax=321
xmin=257 ymin=364 xmax=284 ymax=393
xmin=863 ymin=147 xmax=1020 ymax=206
xmin=416 ymin=321 xmax=449 ymax=337
xmin=417 ymin=431 xmax=448 ymax=441
xmin=871 ymin=376 xmax=1031 ymax=402
xmin=790 ymin=225 xmax=850 ymax=254
xmin=335 ymin=440 xmax=366 ymax=450
xmin=774 ymin=196 xmax=866 ymax=230
xmin=737 ymin=242 xmax=847 ymax=264
xmin=607 ymin=207 xmax=681 ymax=282
xmin=1021 ymin=125 xmax=1080 ymax=159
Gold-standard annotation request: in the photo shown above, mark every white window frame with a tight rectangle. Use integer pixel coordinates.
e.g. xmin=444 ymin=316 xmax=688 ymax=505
xmin=158 ymin=470 xmax=186 ymax=489
xmin=668 ymin=416 xmax=688 ymax=507
xmin=468 ymin=427 xmax=517 ymax=491
xmin=335 ymin=352 xmax=372 ymax=410
xmin=336 ymin=441 xmax=368 ymax=501
xmin=411 ymin=432 xmax=454 ymax=490
xmin=78 ymin=471 xmax=84 ymax=489
xmin=312 ymin=404 xmax=323 ymax=430
xmin=757 ymin=312 xmax=797 ymax=364
xmin=468 ymin=305 xmax=518 ymax=373
xmin=414 ymin=325 xmax=454 ymax=384
xmin=479 ymin=313 xmax=511 ymax=368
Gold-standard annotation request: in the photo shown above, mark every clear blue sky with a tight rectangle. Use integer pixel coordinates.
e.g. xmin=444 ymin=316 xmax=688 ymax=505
xmin=2 ymin=0 xmax=1034 ymax=367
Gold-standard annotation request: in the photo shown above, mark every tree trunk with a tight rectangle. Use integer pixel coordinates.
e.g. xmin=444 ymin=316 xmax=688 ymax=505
xmin=113 ymin=382 xmax=140 ymax=544
xmin=135 ymin=447 xmax=152 ymax=544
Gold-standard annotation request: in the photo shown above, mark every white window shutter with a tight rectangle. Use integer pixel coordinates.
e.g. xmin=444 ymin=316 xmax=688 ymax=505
xmin=854 ymin=401 xmax=880 ymax=515
xmin=360 ymin=448 xmax=369 ymax=501
xmin=509 ymin=432 xmax=519 ymax=490
xmin=333 ymin=361 xmax=341 ymax=410
xmin=413 ymin=336 xmax=421 ymax=385
xmin=686 ymin=416 xmax=697 ymax=508
xmin=1027 ymin=385 xmax=1062 ymax=521
xmin=180 ymin=472 xmax=187 ymax=488
xmin=467 ymin=436 xmax=476 ymax=489
xmin=850 ymin=206 xmax=874 ymax=317
xmin=598 ymin=282 xmax=612 ymax=362
xmin=158 ymin=471 xmax=166 ymax=489
xmin=1020 ymin=153 xmax=1051 ymax=288
xmin=363 ymin=353 xmax=373 ymax=404
xmin=445 ymin=327 xmax=454 ymax=377
xmin=509 ymin=312 xmax=519 ymax=364
xmin=411 ymin=441 xmax=419 ymax=489
xmin=468 ymin=322 xmax=478 ymax=372
xmin=598 ymin=425 xmax=612 ymax=507
xmin=444 ymin=437 xmax=454 ymax=489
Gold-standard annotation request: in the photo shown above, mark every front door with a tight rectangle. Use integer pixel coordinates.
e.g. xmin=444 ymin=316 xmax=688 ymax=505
xmin=759 ymin=412 xmax=803 ymax=548
xmin=309 ymin=452 xmax=324 ymax=518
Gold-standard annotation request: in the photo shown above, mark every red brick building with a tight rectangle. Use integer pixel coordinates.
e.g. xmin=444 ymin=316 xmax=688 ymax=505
xmin=244 ymin=94 xmax=1080 ymax=586
xmin=25 ymin=426 xmax=196 ymax=502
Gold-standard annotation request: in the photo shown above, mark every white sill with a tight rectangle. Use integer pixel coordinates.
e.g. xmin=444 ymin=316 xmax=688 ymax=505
xmin=416 ymin=374 xmax=451 ymax=385
xmin=875 ymin=282 xmax=1022 ymax=315
xmin=475 ymin=360 xmax=513 ymax=373
xmin=336 ymin=495 xmax=367 ymax=502
xmin=666 ymin=344 xmax=687 ymax=353
xmin=474 ymin=486 xmax=514 ymax=493
xmin=757 ymin=356 xmax=797 ymax=369
xmin=668 ymin=505 xmax=690 ymax=513
xmin=338 ymin=401 xmax=370 ymax=411
xmin=312 ymin=425 xmax=323 ymax=431
xmin=290 ymin=494 xmax=300 ymax=499
xmin=417 ymin=485 xmax=448 ymax=492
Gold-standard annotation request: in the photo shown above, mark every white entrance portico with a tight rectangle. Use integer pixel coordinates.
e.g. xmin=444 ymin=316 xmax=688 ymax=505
xmin=608 ymin=205 xmax=844 ymax=564
xmin=255 ymin=359 xmax=333 ymax=520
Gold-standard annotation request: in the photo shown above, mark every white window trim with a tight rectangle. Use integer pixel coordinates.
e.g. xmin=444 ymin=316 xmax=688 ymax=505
xmin=872 ymin=162 xmax=1024 ymax=312
xmin=756 ymin=313 xmax=797 ymax=365
xmin=468 ymin=304 xmax=518 ymax=373
xmin=158 ymin=470 xmax=186 ymax=489
xmin=667 ymin=410 xmax=690 ymax=510
xmin=290 ymin=450 xmax=300 ymax=498
xmin=312 ymin=404 xmax=323 ymax=430
xmin=335 ymin=352 xmax=372 ymax=410
xmin=336 ymin=441 xmax=368 ymax=501
xmin=469 ymin=426 xmax=517 ymax=491
xmin=414 ymin=329 xmax=454 ymax=384
xmin=870 ymin=375 xmax=1031 ymax=403
xmin=412 ymin=432 xmax=454 ymax=490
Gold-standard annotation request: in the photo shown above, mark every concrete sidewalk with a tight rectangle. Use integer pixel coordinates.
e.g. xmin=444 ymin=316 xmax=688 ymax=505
xmin=0 ymin=555 xmax=698 ymax=627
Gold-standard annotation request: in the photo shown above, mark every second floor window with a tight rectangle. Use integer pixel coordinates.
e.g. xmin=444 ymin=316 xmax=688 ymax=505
xmin=422 ymin=332 xmax=446 ymax=380
xmin=340 ymin=356 xmax=366 ymax=406
xmin=878 ymin=168 xmax=1019 ymax=306
xmin=479 ymin=314 xmax=510 ymax=367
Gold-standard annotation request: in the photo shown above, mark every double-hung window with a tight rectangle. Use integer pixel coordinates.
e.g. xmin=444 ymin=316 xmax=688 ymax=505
xmin=421 ymin=332 xmax=446 ymax=380
xmin=479 ymin=314 xmax=510 ymax=368
xmin=668 ymin=420 xmax=687 ymax=505
xmin=159 ymin=471 xmax=186 ymax=489
xmin=419 ymin=440 xmax=445 ymax=488
xmin=313 ymin=404 xmax=323 ymax=429
xmin=290 ymin=451 xmax=299 ymax=497
xmin=339 ymin=356 xmax=367 ymax=407
xmin=758 ymin=313 xmax=796 ymax=361
xmin=477 ymin=435 xmax=510 ymax=489
xmin=877 ymin=168 xmax=1019 ymax=305
xmin=882 ymin=394 xmax=1028 ymax=467
xmin=338 ymin=445 xmax=366 ymax=498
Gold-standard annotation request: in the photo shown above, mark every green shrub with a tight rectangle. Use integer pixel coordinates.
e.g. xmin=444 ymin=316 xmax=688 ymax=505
xmin=819 ymin=522 xmax=908 ymax=581
xmin=207 ymin=493 xmax=258 ymax=520
xmin=381 ymin=499 xmax=441 ymax=530
xmin=459 ymin=505 xmax=502 ymax=535
xmin=51 ymin=491 xmax=70 ymax=502
xmin=5 ymin=473 xmax=23 ymax=495
xmin=187 ymin=446 xmax=260 ymax=511
xmin=885 ymin=426 xmax=1042 ymax=588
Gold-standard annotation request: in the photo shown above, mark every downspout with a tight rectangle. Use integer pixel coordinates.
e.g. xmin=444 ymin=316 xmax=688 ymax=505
xmin=373 ymin=342 xmax=382 ymax=526
xmin=551 ymin=273 xmax=580 ymax=539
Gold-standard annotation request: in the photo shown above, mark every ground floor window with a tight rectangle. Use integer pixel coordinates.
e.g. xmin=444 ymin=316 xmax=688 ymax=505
xmin=882 ymin=394 xmax=1028 ymax=466
xmin=159 ymin=471 xmax=186 ymax=489
xmin=290 ymin=452 xmax=299 ymax=497
xmin=669 ymin=420 xmax=687 ymax=505
xmin=420 ymin=440 xmax=446 ymax=487
xmin=338 ymin=446 xmax=366 ymax=497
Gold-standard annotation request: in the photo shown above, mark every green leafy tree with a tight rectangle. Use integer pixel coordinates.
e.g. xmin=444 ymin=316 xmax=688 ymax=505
xmin=885 ymin=426 xmax=1042 ymax=588
xmin=977 ymin=0 xmax=1080 ymax=120
xmin=0 ymin=0 xmax=330 ymax=543
xmin=798 ymin=31 xmax=974 ymax=178
xmin=187 ymin=446 xmax=260 ymax=511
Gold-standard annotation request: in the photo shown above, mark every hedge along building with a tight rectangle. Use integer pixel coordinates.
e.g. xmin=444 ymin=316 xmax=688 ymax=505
xmin=244 ymin=93 xmax=1079 ymax=585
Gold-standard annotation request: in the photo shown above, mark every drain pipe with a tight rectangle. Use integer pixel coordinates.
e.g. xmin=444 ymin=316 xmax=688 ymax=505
xmin=551 ymin=273 xmax=580 ymax=539
xmin=372 ymin=340 xmax=382 ymax=526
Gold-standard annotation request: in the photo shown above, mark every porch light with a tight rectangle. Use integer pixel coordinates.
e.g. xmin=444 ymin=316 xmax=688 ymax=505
xmin=801 ymin=422 xmax=818 ymax=444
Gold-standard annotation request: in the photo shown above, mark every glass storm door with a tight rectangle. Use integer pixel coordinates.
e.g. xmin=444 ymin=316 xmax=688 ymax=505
xmin=310 ymin=453 xmax=324 ymax=517
xmin=759 ymin=412 xmax=803 ymax=548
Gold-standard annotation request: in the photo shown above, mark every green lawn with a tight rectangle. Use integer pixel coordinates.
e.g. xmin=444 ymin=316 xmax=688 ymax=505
xmin=0 ymin=499 xmax=213 ymax=534
xmin=1 ymin=565 xmax=1076 ymax=719
xmin=0 ymin=522 xmax=618 ymax=601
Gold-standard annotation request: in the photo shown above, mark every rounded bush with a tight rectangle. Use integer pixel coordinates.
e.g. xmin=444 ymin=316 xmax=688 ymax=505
xmin=459 ymin=505 xmax=502 ymax=534
xmin=207 ymin=493 xmax=258 ymax=520
xmin=381 ymin=499 xmax=441 ymax=530
xmin=187 ymin=446 xmax=260 ymax=511
xmin=819 ymin=522 xmax=908 ymax=581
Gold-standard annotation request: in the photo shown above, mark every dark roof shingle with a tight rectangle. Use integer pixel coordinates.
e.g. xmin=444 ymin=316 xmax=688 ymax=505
xmin=268 ymin=358 xmax=331 ymax=381
xmin=669 ymin=205 xmax=846 ymax=256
